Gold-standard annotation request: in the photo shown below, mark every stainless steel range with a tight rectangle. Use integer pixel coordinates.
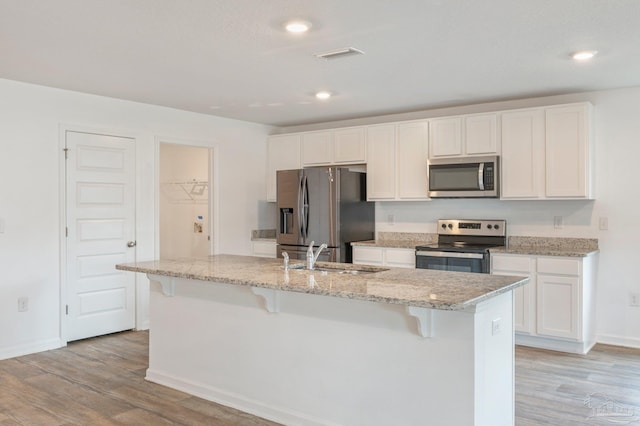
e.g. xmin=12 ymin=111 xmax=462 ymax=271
xmin=415 ymin=219 xmax=506 ymax=273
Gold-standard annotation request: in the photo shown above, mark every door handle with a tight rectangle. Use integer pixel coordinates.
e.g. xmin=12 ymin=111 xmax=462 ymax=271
xmin=127 ymin=241 xmax=137 ymax=248
xmin=478 ymin=163 xmax=485 ymax=190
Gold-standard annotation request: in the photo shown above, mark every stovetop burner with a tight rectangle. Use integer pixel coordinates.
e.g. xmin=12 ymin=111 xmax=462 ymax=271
xmin=416 ymin=219 xmax=507 ymax=253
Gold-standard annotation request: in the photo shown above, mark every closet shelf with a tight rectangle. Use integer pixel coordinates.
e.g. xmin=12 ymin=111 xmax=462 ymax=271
xmin=161 ymin=180 xmax=208 ymax=204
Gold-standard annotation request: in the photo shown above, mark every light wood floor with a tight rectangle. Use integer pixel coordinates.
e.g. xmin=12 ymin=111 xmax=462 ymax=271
xmin=1 ymin=331 xmax=639 ymax=425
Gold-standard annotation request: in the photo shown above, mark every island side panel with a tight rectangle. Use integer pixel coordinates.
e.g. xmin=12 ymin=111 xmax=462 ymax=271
xmin=146 ymin=276 xmax=513 ymax=426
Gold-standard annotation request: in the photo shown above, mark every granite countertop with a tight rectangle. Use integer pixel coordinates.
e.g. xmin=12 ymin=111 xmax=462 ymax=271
xmin=116 ymin=254 xmax=527 ymax=311
xmin=491 ymin=236 xmax=599 ymax=257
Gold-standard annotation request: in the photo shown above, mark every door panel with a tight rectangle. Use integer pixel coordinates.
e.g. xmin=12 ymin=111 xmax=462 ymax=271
xmin=304 ymin=168 xmax=336 ymax=247
xmin=66 ymin=131 xmax=136 ymax=342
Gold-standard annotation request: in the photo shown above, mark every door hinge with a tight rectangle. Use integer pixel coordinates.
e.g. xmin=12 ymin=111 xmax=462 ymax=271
xmin=63 ymin=147 xmax=69 ymax=159
xmin=65 ymin=305 xmax=69 ymax=315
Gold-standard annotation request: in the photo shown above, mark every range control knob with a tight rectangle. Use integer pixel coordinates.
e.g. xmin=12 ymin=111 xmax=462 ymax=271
xmin=487 ymin=224 xmax=493 ymax=229
xmin=441 ymin=224 xmax=447 ymax=229
xmin=494 ymin=224 xmax=500 ymax=230
xmin=447 ymin=223 xmax=453 ymax=229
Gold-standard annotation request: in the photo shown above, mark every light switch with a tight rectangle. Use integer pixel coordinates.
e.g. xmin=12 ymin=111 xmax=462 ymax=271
xmin=599 ymin=217 xmax=609 ymax=230
xmin=553 ymin=216 xmax=563 ymax=229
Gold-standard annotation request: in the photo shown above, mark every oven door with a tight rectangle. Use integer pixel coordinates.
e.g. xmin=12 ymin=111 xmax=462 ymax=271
xmin=415 ymin=251 xmax=489 ymax=273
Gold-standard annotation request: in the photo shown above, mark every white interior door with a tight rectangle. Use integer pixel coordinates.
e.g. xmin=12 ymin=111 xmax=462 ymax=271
xmin=65 ymin=131 xmax=136 ymax=342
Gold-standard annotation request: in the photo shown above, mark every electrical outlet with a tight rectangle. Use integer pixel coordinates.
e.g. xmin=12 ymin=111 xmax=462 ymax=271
xmin=387 ymin=214 xmax=395 ymax=225
xmin=18 ymin=297 xmax=28 ymax=312
xmin=630 ymin=292 xmax=640 ymax=307
xmin=492 ymin=318 xmax=502 ymax=335
xmin=599 ymin=217 xmax=609 ymax=230
xmin=554 ymin=216 xmax=563 ymax=229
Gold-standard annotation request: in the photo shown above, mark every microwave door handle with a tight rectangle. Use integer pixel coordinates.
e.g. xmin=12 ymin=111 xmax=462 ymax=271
xmin=478 ymin=163 xmax=485 ymax=190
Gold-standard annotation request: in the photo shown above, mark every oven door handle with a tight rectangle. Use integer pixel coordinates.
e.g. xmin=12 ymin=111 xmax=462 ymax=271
xmin=416 ymin=251 xmax=485 ymax=259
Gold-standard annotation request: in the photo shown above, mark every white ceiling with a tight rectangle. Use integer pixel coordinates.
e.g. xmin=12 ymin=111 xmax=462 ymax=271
xmin=1 ymin=0 xmax=639 ymax=127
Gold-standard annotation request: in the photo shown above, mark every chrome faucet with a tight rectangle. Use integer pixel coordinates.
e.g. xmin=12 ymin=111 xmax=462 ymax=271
xmin=282 ymin=251 xmax=289 ymax=270
xmin=306 ymin=241 xmax=327 ymax=270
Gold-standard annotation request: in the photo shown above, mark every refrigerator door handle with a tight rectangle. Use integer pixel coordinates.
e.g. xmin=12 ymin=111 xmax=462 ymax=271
xmin=298 ymin=174 xmax=305 ymax=240
xmin=303 ymin=174 xmax=310 ymax=239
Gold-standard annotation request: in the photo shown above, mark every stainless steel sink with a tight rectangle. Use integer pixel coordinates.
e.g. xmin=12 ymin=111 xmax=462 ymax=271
xmin=284 ymin=263 xmax=388 ymax=275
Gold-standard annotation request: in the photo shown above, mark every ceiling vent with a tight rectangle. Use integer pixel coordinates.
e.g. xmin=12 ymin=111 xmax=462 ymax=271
xmin=314 ymin=47 xmax=365 ymax=60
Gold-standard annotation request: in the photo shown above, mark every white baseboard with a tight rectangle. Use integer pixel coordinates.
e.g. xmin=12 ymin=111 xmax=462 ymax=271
xmin=596 ymin=334 xmax=640 ymax=349
xmin=0 ymin=338 xmax=63 ymax=361
xmin=515 ymin=334 xmax=595 ymax=354
xmin=145 ymin=368 xmax=337 ymax=426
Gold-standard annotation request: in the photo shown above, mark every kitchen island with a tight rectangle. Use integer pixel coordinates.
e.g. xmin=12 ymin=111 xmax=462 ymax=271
xmin=117 ymin=255 xmax=527 ymax=426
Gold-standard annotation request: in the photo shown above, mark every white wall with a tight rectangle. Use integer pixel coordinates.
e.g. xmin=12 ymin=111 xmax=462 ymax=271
xmin=0 ymin=78 xmax=272 ymax=359
xmin=281 ymin=86 xmax=640 ymax=348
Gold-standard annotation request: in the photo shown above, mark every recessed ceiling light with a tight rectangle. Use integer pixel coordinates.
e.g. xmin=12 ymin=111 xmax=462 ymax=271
xmin=285 ymin=20 xmax=311 ymax=33
xmin=572 ymin=50 xmax=598 ymax=61
xmin=315 ymin=91 xmax=331 ymax=100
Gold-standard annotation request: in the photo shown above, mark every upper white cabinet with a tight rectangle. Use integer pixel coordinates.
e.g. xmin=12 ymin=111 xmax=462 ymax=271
xmin=366 ymin=121 xmax=429 ymax=201
xmin=302 ymin=127 xmax=366 ymax=167
xmin=366 ymin=124 xmax=397 ymax=200
xmin=545 ymin=103 xmax=594 ymax=199
xmin=500 ymin=102 xmax=594 ymax=200
xmin=266 ymin=134 xmax=301 ymax=202
xmin=429 ymin=113 xmax=498 ymax=158
xmin=301 ymin=131 xmax=333 ymax=166
xmin=334 ymin=127 xmax=366 ymax=164
xmin=500 ymin=108 xmax=545 ymax=199
xmin=429 ymin=117 xmax=462 ymax=157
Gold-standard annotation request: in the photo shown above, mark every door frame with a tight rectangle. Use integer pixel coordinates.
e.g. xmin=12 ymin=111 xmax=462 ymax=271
xmin=58 ymin=123 xmax=141 ymax=345
xmin=154 ymin=137 xmax=219 ymax=259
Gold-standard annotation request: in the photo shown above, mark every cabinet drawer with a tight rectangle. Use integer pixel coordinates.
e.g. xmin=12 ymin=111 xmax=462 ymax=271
xmin=492 ymin=255 xmax=531 ymax=273
xmin=385 ymin=248 xmax=416 ymax=268
xmin=537 ymin=257 xmax=581 ymax=276
xmin=352 ymin=246 xmax=384 ymax=265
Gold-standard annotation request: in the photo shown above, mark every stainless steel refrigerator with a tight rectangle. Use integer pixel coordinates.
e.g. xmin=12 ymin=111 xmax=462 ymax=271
xmin=276 ymin=167 xmax=374 ymax=263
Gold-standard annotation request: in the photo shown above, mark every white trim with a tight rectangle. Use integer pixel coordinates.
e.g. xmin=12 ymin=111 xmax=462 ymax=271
xmin=0 ymin=338 xmax=63 ymax=361
xmin=210 ymin=146 xmax=220 ymax=255
xmin=515 ymin=334 xmax=595 ymax=354
xmin=596 ymin=334 xmax=640 ymax=350
xmin=145 ymin=369 xmax=336 ymax=426
xmin=58 ymin=123 xmax=140 ymax=344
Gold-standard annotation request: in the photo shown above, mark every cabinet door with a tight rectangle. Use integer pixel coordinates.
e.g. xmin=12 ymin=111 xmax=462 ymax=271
xmin=429 ymin=117 xmax=462 ymax=157
xmin=267 ymin=134 xmax=301 ymax=201
xmin=302 ymin=131 xmax=333 ymax=166
xmin=252 ymin=241 xmax=277 ymax=258
xmin=536 ymin=274 xmax=580 ymax=340
xmin=352 ymin=246 xmax=384 ymax=266
xmin=366 ymin=125 xmax=396 ymax=200
xmin=545 ymin=103 xmax=592 ymax=198
xmin=384 ymin=248 xmax=416 ymax=268
xmin=500 ymin=108 xmax=545 ymax=199
xmin=465 ymin=113 xmax=498 ymax=155
xmin=334 ymin=127 xmax=366 ymax=164
xmin=397 ymin=121 xmax=429 ymax=199
xmin=491 ymin=254 xmax=535 ymax=334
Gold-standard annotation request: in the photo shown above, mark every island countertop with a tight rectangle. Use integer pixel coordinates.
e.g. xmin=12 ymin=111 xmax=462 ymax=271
xmin=117 ymin=254 xmax=527 ymax=311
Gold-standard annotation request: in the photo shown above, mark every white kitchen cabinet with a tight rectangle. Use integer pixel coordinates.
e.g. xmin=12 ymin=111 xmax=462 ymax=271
xmin=367 ymin=122 xmax=429 ymax=201
xmin=465 ymin=113 xmax=498 ymax=155
xmin=252 ymin=240 xmax=277 ymax=258
xmin=545 ymin=103 xmax=594 ymax=199
xmin=396 ymin=121 xmax=429 ymax=199
xmin=333 ymin=127 xmax=366 ymax=164
xmin=429 ymin=117 xmax=462 ymax=157
xmin=491 ymin=254 xmax=535 ymax=334
xmin=267 ymin=134 xmax=301 ymax=202
xmin=429 ymin=113 xmax=498 ymax=158
xmin=500 ymin=108 xmax=545 ymax=199
xmin=491 ymin=252 xmax=597 ymax=354
xmin=353 ymin=246 xmax=415 ymax=269
xmin=301 ymin=131 xmax=333 ymax=166
xmin=366 ymin=125 xmax=397 ymax=200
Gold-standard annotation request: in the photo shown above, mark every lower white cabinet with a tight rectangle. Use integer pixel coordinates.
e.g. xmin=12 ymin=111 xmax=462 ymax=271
xmin=491 ymin=253 xmax=597 ymax=354
xmin=252 ymin=241 xmax=277 ymax=258
xmin=352 ymin=246 xmax=415 ymax=269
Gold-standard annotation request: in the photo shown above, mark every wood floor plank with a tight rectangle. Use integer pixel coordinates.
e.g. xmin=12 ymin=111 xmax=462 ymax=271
xmin=2 ymin=330 xmax=640 ymax=425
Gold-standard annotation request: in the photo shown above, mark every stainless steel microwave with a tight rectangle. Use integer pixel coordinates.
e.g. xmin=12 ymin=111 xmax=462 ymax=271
xmin=428 ymin=155 xmax=499 ymax=198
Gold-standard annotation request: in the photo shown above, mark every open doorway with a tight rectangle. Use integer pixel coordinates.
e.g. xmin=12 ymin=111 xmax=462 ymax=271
xmin=159 ymin=143 xmax=211 ymax=259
